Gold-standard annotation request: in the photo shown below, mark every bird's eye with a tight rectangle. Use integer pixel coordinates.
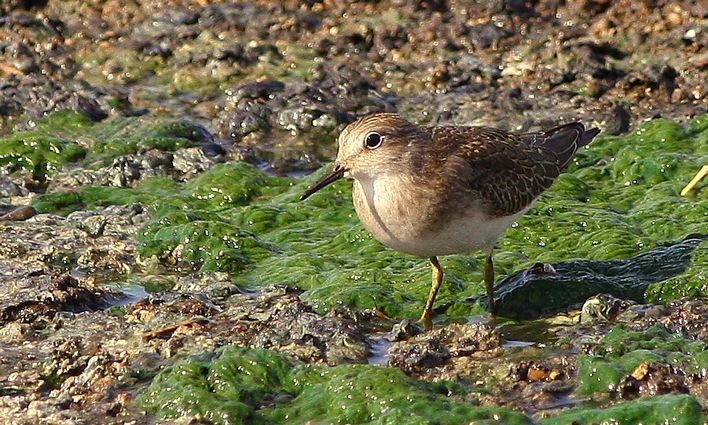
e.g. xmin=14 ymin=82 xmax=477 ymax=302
xmin=364 ymin=132 xmax=382 ymax=149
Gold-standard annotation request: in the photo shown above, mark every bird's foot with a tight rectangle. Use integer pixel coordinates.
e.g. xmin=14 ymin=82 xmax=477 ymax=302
xmin=418 ymin=309 xmax=433 ymax=331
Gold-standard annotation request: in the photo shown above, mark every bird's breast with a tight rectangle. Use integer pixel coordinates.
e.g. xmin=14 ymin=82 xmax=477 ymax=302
xmin=351 ymin=174 xmax=523 ymax=257
xmin=351 ymin=174 xmax=427 ymax=254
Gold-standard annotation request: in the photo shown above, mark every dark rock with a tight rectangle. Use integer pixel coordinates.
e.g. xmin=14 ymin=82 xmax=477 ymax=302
xmin=136 ymin=41 xmax=174 ymax=58
xmin=0 ymin=0 xmax=47 ymax=12
xmin=412 ymin=0 xmax=449 ymax=12
xmin=249 ymin=297 xmax=370 ymax=366
xmin=0 ymin=273 xmax=119 ymax=325
xmin=200 ymin=142 xmax=227 ymax=158
xmin=615 ymin=363 xmax=690 ymax=398
xmin=154 ymin=9 xmax=200 ymax=26
xmin=486 ymin=238 xmax=704 ymax=319
xmin=571 ymin=42 xmax=625 ymax=79
xmin=468 ymin=23 xmax=513 ymax=50
xmin=604 ymin=104 xmax=631 ymax=135
xmin=388 ymin=338 xmax=450 ymax=372
xmin=226 ymin=108 xmax=270 ymax=139
xmin=504 ymin=0 xmax=537 ymax=15
xmin=0 ymin=177 xmax=29 ymax=197
xmin=228 ymin=79 xmax=285 ymax=102
xmin=581 ymin=0 xmax=613 ymax=15
xmin=76 ymin=95 xmax=108 ymax=122
xmin=214 ymin=43 xmax=245 ymax=62
xmin=0 ymin=206 xmax=37 ymax=222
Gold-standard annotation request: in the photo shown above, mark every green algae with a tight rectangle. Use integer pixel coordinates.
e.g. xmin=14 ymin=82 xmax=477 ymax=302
xmin=0 ymin=111 xmax=90 ymax=179
xmin=0 ymin=110 xmax=211 ymax=180
xmin=30 ymin=115 xmax=708 ymax=319
xmin=575 ymin=325 xmax=707 ymax=395
xmin=138 ymin=347 xmax=298 ymax=425
xmin=541 ymin=394 xmax=704 ymax=425
xmin=139 ymin=346 xmax=533 ymax=425
xmin=137 ymin=206 xmax=272 ymax=273
xmin=32 ymin=177 xmax=179 ymax=215
xmin=271 ymin=366 xmax=531 ymax=425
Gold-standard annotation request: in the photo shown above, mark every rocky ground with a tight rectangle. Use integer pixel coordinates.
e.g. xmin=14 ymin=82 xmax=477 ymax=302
xmin=0 ymin=1 xmax=706 ymax=424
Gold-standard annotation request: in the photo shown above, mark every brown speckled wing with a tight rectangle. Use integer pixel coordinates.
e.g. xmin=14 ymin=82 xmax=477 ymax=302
xmin=427 ymin=126 xmax=565 ymax=217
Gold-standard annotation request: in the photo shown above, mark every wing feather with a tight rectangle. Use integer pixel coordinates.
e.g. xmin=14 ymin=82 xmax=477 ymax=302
xmin=427 ymin=124 xmax=593 ymax=217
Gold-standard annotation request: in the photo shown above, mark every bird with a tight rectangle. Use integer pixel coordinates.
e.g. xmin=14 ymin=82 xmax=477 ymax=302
xmin=300 ymin=113 xmax=600 ymax=329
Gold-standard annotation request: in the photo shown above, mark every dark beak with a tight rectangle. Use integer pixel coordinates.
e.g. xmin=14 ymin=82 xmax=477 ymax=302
xmin=300 ymin=164 xmax=346 ymax=200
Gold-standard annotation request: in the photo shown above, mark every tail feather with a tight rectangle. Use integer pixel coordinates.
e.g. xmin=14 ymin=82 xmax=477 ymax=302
xmin=579 ymin=127 xmax=601 ymax=148
xmin=542 ymin=123 xmax=585 ymax=159
xmin=524 ymin=123 xmax=600 ymax=169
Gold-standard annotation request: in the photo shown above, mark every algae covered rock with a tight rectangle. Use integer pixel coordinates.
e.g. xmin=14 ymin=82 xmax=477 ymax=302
xmin=491 ymin=237 xmax=705 ymax=319
xmin=0 ymin=111 xmax=213 ymax=181
xmin=139 ymin=345 xmax=534 ymax=425
xmin=575 ymin=325 xmax=707 ymax=397
xmin=541 ymin=394 xmax=703 ymax=425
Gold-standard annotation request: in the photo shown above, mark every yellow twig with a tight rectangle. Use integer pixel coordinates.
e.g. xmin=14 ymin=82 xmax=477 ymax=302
xmin=680 ymin=165 xmax=708 ymax=196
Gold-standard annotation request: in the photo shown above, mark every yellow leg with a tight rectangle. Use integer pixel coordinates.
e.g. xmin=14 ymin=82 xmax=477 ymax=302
xmin=484 ymin=253 xmax=496 ymax=316
xmin=419 ymin=256 xmax=443 ymax=330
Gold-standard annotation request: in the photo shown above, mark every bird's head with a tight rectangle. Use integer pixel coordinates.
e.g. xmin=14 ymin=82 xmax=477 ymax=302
xmin=300 ymin=113 xmax=426 ymax=200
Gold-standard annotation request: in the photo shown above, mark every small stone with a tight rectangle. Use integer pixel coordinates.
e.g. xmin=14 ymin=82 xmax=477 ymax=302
xmin=80 ymin=215 xmax=107 ymax=237
xmin=527 ymin=365 xmax=549 ymax=382
xmin=387 ymin=319 xmax=423 ymax=342
xmin=670 ymin=88 xmax=683 ymax=103
xmin=468 ymin=23 xmax=513 ymax=50
xmin=631 ymin=362 xmax=650 ymax=380
xmin=0 ymin=178 xmax=29 ymax=197
xmin=581 ymin=293 xmax=635 ymax=323
xmin=0 ymin=206 xmax=37 ymax=222
xmin=387 ymin=323 xmax=500 ymax=372
xmin=172 ymin=147 xmax=217 ymax=176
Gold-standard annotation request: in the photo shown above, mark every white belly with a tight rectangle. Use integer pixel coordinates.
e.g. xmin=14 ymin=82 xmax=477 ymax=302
xmin=351 ymin=175 xmax=527 ymax=257
xmin=403 ymin=211 xmax=524 ymax=256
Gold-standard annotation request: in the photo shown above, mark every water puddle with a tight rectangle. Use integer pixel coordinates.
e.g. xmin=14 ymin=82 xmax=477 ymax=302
xmin=365 ymin=314 xmax=571 ymax=365
xmin=367 ymin=334 xmax=391 ymax=365
xmin=101 ymin=283 xmax=149 ymax=308
xmin=502 ymin=339 xmax=535 ymax=349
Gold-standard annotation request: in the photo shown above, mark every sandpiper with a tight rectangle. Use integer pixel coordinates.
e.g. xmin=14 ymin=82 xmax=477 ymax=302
xmin=301 ymin=113 xmax=599 ymax=328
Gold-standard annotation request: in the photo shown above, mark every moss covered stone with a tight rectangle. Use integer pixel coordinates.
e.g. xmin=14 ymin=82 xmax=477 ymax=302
xmin=541 ymin=394 xmax=704 ymax=425
xmin=0 ymin=110 xmax=211 ymax=179
xmin=492 ymin=237 xmax=704 ymax=319
xmin=575 ymin=325 xmax=707 ymax=395
xmin=139 ymin=346 xmax=534 ymax=425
